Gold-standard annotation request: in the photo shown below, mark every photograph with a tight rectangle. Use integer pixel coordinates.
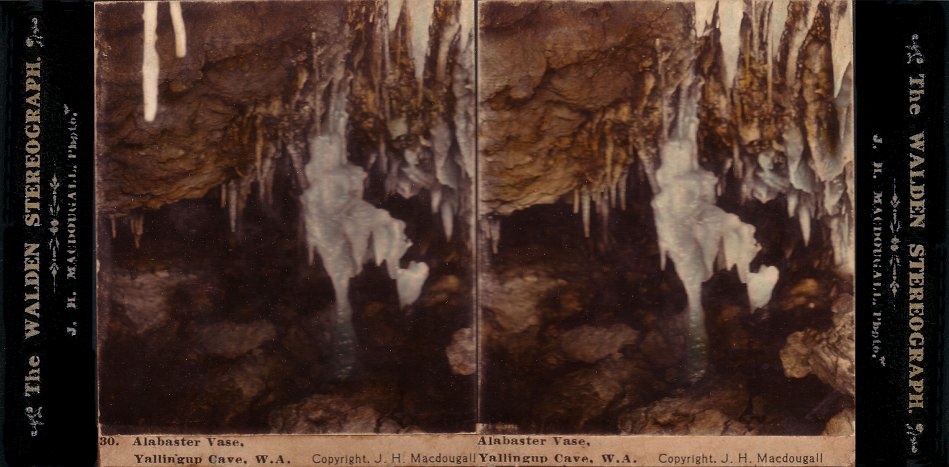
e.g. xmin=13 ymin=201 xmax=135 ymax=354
xmin=95 ymin=0 xmax=476 ymax=434
xmin=477 ymin=0 xmax=854 ymax=435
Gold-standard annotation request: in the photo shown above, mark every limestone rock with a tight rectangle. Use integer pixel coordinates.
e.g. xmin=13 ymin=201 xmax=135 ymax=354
xmin=780 ymin=294 xmax=854 ymax=396
xmin=822 ymin=407 xmax=855 ymax=435
xmin=269 ymin=394 xmax=385 ymax=433
xmin=618 ymin=386 xmax=752 ymax=435
xmin=192 ymin=320 xmax=276 ymax=359
xmin=110 ymin=271 xmax=196 ymax=334
xmin=560 ymin=324 xmax=639 ymax=364
xmin=481 ymin=269 xmax=564 ymax=334
xmin=446 ymin=327 xmax=476 ymax=376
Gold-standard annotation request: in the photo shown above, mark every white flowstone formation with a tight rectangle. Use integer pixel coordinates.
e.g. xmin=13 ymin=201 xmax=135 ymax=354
xmin=652 ymin=76 xmax=778 ymax=380
xmin=299 ymin=86 xmax=430 ymax=377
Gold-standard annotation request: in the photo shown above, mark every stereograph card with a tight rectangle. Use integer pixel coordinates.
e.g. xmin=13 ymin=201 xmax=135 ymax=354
xmin=3 ymin=0 xmax=948 ymax=465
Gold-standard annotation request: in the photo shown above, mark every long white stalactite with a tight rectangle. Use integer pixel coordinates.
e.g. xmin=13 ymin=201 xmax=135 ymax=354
xmin=141 ymin=2 xmax=188 ymax=122
xmin=142 ymin=3 xmax=159 ymax=122
xmin=169 ymin=2 xmax=187 ymax=58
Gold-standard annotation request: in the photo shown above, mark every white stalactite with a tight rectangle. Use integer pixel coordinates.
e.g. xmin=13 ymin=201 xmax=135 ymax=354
xmin=142 ymin=3 xmax=159 ymax=122
xmin=830 ymin=1 xmax=852 ymax=97
xmin=440 ymin=198 xmax=455 ymax=240
xmin=797 ymin=201 xmax=812 ymax=246
xmin=169 ymin=1 xmax=187 ymax=58
xmin=488 ymin=217 xmax=501 ymax=254
xmin=387 ymin=0 xmax=405 ymax=33
xmin=141 ymin=2 xmax=187 ymax=122
xmin=718 ymin=0 xmax=743 ymax=87
xmin=764 ymin=0 xmax=783 ymax=102
xmin=694 ymin=0 xmax=718 ymax=38
xmin=407 ymin=0 xmax=436 ymax=86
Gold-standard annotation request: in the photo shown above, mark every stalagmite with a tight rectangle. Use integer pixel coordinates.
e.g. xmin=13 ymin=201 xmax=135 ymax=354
xmin=142 ymin=3 xmax=159 ymax=122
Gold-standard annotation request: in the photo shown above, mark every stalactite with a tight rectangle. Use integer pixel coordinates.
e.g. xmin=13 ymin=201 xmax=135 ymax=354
xmin=487 ymin=217 xmax=501 ymax=254
xmin=798 ymin=194 xmax=812 ymax=246
xmin=227 ymin=180 xmax=238 ymax=233
xmin=718 ymin=0 xmax=743 ymax=87
xmin=768 ymin=0 xmax=790 ymax=105
xmin=581 ymin=186 xmax=591 ymax=239
xmin=407 ymin=0 xmax=436 ymax=87
xmin=141 ymin=2 xmax=187 ymax=122
xmin=387 ymin=0 xmax=404 ymax=33
xmin=142 ymin=3 xmax=159 ymax=122
xmin=169 ymin=2 xmax=187 ymax=58
xmin=694 ymin=0 xmax=717 ymax=37
xmin=129 ymin=212 xmax=145 ymax=249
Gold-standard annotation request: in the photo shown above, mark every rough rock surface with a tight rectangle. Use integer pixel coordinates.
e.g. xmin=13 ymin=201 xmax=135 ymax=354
xmin=822 ymin=407 xmax=854 ymax=435
xmin=109 ymin=271 xmax=197 ymax=334
xmin=191 ymin=320 xmax=277 ymax=359
xmin=446 ymin=327 xmax=476 ymax=376
xmin=96 ymin=2 xmax=346 ymax=215
xmin=479 ymin=2 xmax=690 ymax=215
xmin=618 ymin=386 xmax=753 ymax=435
xmin=780 ymin=294 xmax=854 ymax=396
xmin=560 ymin=324 xmax=640 ymax=364
xmin=481 ymin=268 xmax=565 ymax=334
xmin=269 ymin=392 xmax=411 ymax=434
